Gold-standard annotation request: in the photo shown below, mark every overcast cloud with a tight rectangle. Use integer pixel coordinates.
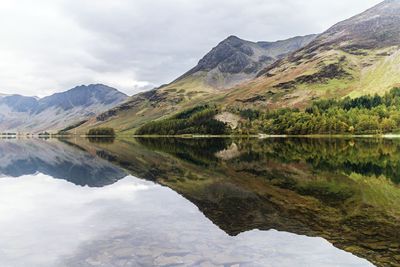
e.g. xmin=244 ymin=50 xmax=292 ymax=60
xmin=0 ymin=0 xmax=382 ymax=97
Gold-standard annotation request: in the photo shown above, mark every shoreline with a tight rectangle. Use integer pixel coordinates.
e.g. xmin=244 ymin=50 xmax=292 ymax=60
xmin=3 ymin=133 xmax=400 ymax=139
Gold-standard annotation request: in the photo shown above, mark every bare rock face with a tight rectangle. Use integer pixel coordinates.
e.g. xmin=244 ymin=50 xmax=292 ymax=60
xmin=176 ymin=34 xmax=317 ymax=89
xmin=193 ymin=36 xmax=261 ymax=74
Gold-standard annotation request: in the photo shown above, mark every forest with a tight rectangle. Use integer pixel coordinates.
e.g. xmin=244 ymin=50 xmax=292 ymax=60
xmin=135 ymin=105 xmax=229 ymax=135
xmin=87 ymin=127 xmax=115 ymax=136
xmin=135 ymin=88 xmax=400 ymax=136
xmin=235 ymin=88 xmax=400 ymax=135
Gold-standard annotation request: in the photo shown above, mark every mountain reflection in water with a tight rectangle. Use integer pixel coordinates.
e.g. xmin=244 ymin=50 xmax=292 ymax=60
xmin=1 ymin=137 xmax=399 ymax=266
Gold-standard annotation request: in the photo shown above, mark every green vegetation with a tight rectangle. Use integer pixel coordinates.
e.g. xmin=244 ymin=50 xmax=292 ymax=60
xmin=58 ymin=120 xmax=88 ymax=135
xmin=136 ymin=105 xmax=230 ymax=135
xmin=133 ymin=88 xmax=400 ymax=136
xmin=87 ymin=127 xmax=115 ymax=136
xmin=235 ymin=88 xmax=400 ymax=135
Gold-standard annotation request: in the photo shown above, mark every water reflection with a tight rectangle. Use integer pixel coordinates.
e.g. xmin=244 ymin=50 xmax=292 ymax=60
xmin=1 ymin=138 xmax=398 ymax=266
xmin=87 ymin=136 xmax=116 ymax=144
xmin=0 ymin=139 xmax=126 ymax=186
xmin=72 ymin=137 xmax=400 ymax=267
xmin=0 ymin=174 xmax=370 ymax=267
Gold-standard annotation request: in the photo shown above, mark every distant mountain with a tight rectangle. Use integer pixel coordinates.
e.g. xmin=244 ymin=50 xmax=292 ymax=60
xmin=0 ymin=84 xmax=128 ymax=133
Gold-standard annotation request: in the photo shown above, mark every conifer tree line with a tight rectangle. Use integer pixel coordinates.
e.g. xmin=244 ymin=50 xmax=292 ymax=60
xmin=234 ymin=88 xmax=400 ymax=135
xmin=136 ymin=105 xmax=229 ymax=135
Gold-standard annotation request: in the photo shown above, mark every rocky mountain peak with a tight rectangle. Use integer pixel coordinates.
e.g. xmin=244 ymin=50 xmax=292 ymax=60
xmin=193 ymin=36 xmax=255 ymax=73
xmin=175 ymin=34 xmax=316 ymax=88
xmin=224 ymin=35 xmax=242 ymax=43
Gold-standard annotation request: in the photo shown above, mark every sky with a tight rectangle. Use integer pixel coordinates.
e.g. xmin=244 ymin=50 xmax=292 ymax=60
xmin=0 ymin=0 xmax=382 ymax=97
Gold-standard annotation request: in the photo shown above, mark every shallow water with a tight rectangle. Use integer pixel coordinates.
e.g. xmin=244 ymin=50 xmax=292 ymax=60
xmin=1 ymin=137 xmax=398 ymax=266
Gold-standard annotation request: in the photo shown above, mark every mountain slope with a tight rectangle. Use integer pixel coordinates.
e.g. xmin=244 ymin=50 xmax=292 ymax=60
xmin=317 ymin=0 xmax=400 ymax=48
xmin=222 ymin=0 xmax=400 ymax=109
xmin=0 ymin=84 xmax=128 ymax=133
xmin=70 ymin=35 xmax=316 ymax=134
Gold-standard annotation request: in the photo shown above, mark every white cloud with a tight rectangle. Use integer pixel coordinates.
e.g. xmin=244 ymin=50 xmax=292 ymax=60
xmin=0 ymin=0 xmax=382 ymax=96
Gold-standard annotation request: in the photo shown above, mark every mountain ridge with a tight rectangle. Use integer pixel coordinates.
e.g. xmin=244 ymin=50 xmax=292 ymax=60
xmin=316 ymin=0 xmax=400 ymax=48
xmin=0 ymin=84 xmax=128 ymax=133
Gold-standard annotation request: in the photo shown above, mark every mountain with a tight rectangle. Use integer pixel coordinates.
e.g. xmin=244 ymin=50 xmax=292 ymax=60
xmin=69 ymin=0 xmax=400 ymax=135
xmin=222 ymin=0 xmax=400 ymax=109
xmin=68 ymin=35 xmax=316 ymax=134
xmin=0 ymin=84 xmax=128 ymax=133
xmin=175 ymin=34 xmax=316 ymax=89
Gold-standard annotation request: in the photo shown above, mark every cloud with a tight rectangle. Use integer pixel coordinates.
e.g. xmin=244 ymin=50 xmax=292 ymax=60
xmin=0 ymin=0 xmax=382 ymax=96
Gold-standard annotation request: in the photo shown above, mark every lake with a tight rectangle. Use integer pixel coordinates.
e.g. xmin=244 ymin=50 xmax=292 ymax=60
xmin=0 ymin=137 xmax=399 ymax=267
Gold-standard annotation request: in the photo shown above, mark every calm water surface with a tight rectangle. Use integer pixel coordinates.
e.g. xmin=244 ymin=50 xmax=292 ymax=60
xmin=0 ymin=137 xmax=399 ymax=267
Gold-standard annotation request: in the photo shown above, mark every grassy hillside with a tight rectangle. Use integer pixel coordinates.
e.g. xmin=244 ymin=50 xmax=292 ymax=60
xmin=72 ymin=46 xmax=400 ymax=135
xmin=222 ymin=46 xmax=400 ymax=109
xmin=71 ymin=76 xmax=223 ymax=135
